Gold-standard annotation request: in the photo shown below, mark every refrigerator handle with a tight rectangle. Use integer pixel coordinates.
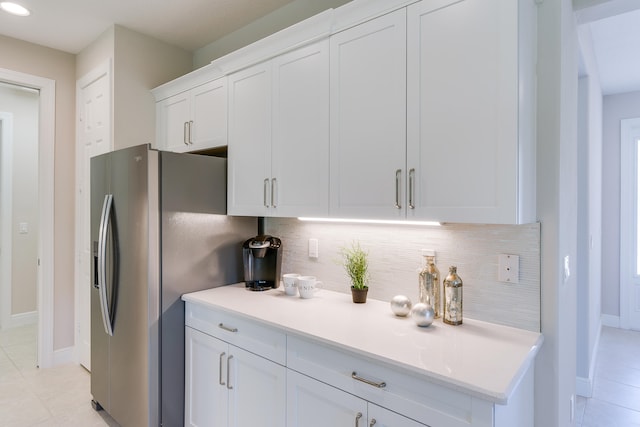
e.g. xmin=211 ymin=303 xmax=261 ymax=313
xmin=97 ymin=194 xmax=114 ymax=336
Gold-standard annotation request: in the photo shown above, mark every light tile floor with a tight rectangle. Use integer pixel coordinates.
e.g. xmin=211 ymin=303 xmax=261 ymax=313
xmin=0 ymin=324 xmax=116 ymax=426
xmin=577 ymin=326 xmax=640 ymax=427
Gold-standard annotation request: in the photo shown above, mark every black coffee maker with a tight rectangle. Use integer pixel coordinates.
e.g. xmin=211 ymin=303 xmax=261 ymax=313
xmin=242 ymin=235 xmax=283 ymax=291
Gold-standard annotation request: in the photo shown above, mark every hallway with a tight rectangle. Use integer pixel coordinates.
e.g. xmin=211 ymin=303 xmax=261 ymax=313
xmin=577 ymin=326 xmax=640 ymax=426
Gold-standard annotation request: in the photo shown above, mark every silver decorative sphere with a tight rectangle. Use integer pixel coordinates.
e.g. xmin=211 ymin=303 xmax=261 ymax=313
xmin=411 ymin=303 xmax=435 ymax=327
xmin=390 ymin=295 xmax=412 ymax=317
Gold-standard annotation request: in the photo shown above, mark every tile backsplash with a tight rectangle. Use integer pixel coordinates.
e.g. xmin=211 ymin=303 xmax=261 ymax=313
xmin=265 ymin=218 xmax=540 ymax=332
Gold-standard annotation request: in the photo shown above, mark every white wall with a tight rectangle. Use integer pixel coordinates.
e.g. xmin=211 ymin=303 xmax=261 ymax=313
xmin=0 ymin=83 xmax=39 ymax=321
xmin=535 ymin=0 xmax=579 ymax=425
xmin=576 ymin=24 xmax=604 ymax=397
xmin=602 ymin=90 xmax=640 ymax=320
xmin=193 ymin=0 xmax=352 ymax=67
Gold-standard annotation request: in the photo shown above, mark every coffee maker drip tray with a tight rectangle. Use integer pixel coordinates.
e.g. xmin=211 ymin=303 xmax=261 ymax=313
xmin=245 ymin=280 xmax=277 ymax=291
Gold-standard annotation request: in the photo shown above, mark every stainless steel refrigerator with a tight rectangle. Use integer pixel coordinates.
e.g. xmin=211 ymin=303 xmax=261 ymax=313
xmin=90 ymin=144 xmax=256 ymax=427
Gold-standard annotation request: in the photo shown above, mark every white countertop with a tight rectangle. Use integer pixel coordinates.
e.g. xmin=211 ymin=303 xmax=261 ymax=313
xmin=182 ymin=283 xmax=543 ymax=404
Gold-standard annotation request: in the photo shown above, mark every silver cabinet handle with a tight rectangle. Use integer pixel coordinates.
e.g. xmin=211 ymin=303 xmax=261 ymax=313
xmin=370 ymin=420 xmax=377 ymax=427
xmin=183 ymin=122 xmax=189 ymax=146
xmin=352 ymin=371 xmax=386 ymax=388
xmin=355 ymin=412 xmax=363 ymax=427
xmin=264 ymin=178 xmax=270 ymax=207
xmin=219 ymin=352 xmax=226 ymax=386
xmin=409 ymin=168 xmax=415 ymax=209
xmin=395 ymin=169 xmax=402 ymax=209
xmin=97 ymin=194 xmax=114 ymax=336
xmin=226 ymin=355 xmax=233 ymax=390
xmin=188 ymin=120 xmax=194 ymax=144
xmin=271 ymin=178 xmax=277 ymax=208
xmin=218 ymin=323 xmax=238 ymax=333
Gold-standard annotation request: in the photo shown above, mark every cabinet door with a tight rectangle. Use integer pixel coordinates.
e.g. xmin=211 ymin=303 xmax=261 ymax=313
xmin=368 ymin=403 xmax=428 ymax=427
xmin=407 ymin=0 xmax=519 ymax=224
xmin=189 ymin=79 xmax=228 ymax=151
xmin=228 ymin=346 xmax=286 ymax=427
xmin=271 ymin=40 xmax=330 ymax=217
xmin=330 ymin=9 xmax=407 ymax=219
xmin=287 ymin=370 xmax=367 ymax=427
xmin=185 ymin=327 xmax=228 ymax=427
xmin=228 ymin=61 xmax=272 ymax=216
xmin=157 ymin=92 xmax=191 ymax=152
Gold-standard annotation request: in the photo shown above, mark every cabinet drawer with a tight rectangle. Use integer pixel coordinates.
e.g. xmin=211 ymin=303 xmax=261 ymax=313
xmin=287 ymin=335 xmax=493 ymax=427
xmin=185 ymin=302 xmax=286 ymax=365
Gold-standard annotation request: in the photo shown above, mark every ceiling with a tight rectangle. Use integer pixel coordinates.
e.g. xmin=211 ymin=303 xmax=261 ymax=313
xmin=576 ymin=0 xmax=640 ymax=95
xmin=0 ymin=0 xmax=295 ymax=54
xmin=0 ymin=0 xmax=639 ymax=96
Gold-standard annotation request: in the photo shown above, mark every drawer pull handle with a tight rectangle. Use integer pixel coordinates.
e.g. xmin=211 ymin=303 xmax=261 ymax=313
xmin=355 ymin=412 xmax=363 ymax=427
xmin=218 ymin=323 xmax=238 ymax=333
xmin=219 ymin=352 xmax=226 ymax=386
xmin=352 ymin=371 xmax=386 ymax=388
xmin=370 ymin=420 xmax=377 ymax=427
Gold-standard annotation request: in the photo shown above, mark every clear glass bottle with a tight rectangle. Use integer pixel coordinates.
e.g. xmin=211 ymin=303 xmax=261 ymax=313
xmin=418 ymin=250 xmax=441 ymax=318
xmin=443 ymin=266 xmax=463 ymax=325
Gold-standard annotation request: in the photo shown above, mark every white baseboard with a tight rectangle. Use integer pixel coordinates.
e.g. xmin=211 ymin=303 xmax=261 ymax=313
xmin=601 ymin=314 xmax=620 ymax=328
xmin=2 ymin=310 xmax=37 ymax=330
xmin=52 ymin=346 xmax=74 ymax=366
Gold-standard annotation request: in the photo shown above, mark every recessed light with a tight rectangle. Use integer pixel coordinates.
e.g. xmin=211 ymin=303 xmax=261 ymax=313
xmin=0 ymin=2 xmax=30 ymax=17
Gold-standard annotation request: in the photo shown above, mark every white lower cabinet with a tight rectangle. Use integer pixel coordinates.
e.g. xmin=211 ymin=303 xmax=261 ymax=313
xmin=184 ymin=324 xmax=286 ymax=427
xmin=185 ymin=302 xmax=534 ymax=427
xmin=287 ymin=369 xmax=425 ymax=427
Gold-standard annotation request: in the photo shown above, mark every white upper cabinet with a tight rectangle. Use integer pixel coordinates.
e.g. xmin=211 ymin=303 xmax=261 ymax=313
xmin=228 ymin=40 xmax=329 ymax=217
xmin=228 ymin=61 xmax=272 ymax=216
xmin=329 ymin=9 xmax=407 ymax=219
xmin=406 ymin=0 xmax=536 ymax=224
xmin=156 ymin=77 xmax=228 ymax=153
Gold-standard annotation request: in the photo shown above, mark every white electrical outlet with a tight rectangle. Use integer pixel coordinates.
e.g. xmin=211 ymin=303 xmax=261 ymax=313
xmin=498 ymin=254 xmax=519 ymax=284
xmin=308 ymin=238 xmax=319 ymax=259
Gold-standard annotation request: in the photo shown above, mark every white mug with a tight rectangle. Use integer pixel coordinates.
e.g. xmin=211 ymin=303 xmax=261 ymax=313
xmin=297 ymin=276 xmax=323 ymax=299
xmin=282 ymin=273 xmax=300 ymax=296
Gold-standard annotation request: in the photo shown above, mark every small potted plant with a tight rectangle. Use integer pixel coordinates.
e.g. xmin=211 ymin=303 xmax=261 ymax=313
xmin=341 ymin=241 xmax=370 ymax=303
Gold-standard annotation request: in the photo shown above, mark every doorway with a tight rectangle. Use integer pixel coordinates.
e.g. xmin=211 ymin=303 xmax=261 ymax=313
xmin=0 ymin=67 xmax=55 ymax=368
xmin=620 ymin=117 xmax=640 ymax=330
xmin=0 ymin=83 xmax=39 ymax=334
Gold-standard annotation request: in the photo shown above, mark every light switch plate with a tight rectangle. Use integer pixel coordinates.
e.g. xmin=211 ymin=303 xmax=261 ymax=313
xmin=498 ymin=254 xmax=519 ymax=284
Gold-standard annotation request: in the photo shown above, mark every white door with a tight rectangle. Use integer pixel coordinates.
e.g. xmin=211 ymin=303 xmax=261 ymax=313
xmin=368 ymin=403 xmax=428 ymax=427
xmin=76 ymin=61 xmax=112 ymax=370
xmin=271 ymin=40 xmax=329 ymax=217
xmin=286 ymin=369 xmax=367 ymax=427
xmin=227 ymin=61 xmax=272 ymax=216
xmin=329 ymin=8 xmax=407 ymax=219
xmin=157 ymin=92 xmax=190 ymax=152
xmin=406 ymin=0 xmax=518 ymax=224
xmin=621 ymin=118 xmax=640 ymax=330
xmin=185 ymin=327 xmax=228 ymax=427
xmin=190 ymin=79 xmax=228 ymax=151
xmin=227 ymin=345 xmax=286 ymax=427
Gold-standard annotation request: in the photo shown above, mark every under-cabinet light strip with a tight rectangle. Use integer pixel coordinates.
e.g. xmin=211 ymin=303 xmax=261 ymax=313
xmin=298 ymin=217 xmax=441 ymax=226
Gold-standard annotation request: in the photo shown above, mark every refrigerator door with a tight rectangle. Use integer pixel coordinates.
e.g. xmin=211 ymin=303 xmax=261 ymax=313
xmin=108 ymin=145 xmax=151 ymax=427
xmin=91 ymin=145 xmax=153 ymax=427
xmin=90 ymin=151 xmax=110 ymax=412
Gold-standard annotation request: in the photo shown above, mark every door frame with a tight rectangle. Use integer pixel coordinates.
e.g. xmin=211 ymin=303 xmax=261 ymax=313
xmin=0 ymin=67 xmax=55 ymax=368
xmin=0 ymin=112 xmax=14 ymax=330
xmin=620 ymin=117 xmax=640 ymax=330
